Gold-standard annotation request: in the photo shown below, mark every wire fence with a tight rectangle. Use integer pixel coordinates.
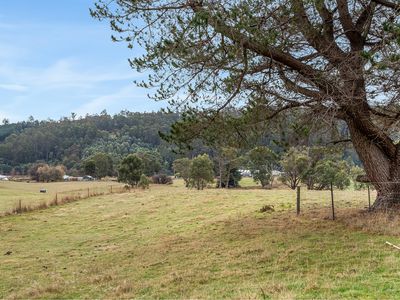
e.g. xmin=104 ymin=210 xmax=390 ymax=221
xmin=2 ymin=184 xmax=129 ymax=217
xmin=295 ymin=181 xmax=400 ymax=219
xmin=3 ymin=180 xmax=398 ymax=218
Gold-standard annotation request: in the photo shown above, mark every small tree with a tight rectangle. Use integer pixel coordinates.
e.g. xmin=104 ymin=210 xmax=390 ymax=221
xmin=135 ymin=150 xmax=163 ymax=176
xmin=117 ymin=154 xmax=143 ymax=187
xmin=217 ymin=147 xmax=242 ymax=189
xmin=90 ymin=152 xmax=114 ymax=178
xmin=189 ymin=154 xmax=214 ymax=190
xmin=301 ymin=146 xmax=336 ymax=190
xmin=138 ymin=174 xmax=150 ymax=189
xmin=49 ymin=165 xmax=65 ymax=182
xmin=37 ymin=165 xmax=51 ymax=182
xmin=28 ymin=163 xmax=48 ymax=181
xmin=219 ymin=168 xmax=242 ymax=188
xmin=83 ymin=159 xmax=96 ymax=177
xmin=313 ymin=159 xmax=351 ymax=190
xmin=247 ymin=146 xmax=277 ymax=188
xmin=280 ymin=147 xmax=310 ymax=190
xmin=173 ymin=158 xmax=191 ymax=187
xmin=36 ymin=165 xmax=65 ymax=182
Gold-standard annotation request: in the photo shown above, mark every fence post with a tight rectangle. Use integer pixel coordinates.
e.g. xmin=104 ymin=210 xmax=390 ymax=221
xmin=296 ymin=186 xmax=301 ymax=216
xmin=87 ymin=188 xmax=90 ymax=198
xmin=367 ymin=185 xmax=371 ymax=211
xmin=110 ymin=185 xmax=113 ymax=194
xmin=55 ymin=193 xmax=58 ymax=205
xmin=18 ymin=199 xmax=22 ymax=213
xmin=330 ymin=182 xmax=335 ymax=220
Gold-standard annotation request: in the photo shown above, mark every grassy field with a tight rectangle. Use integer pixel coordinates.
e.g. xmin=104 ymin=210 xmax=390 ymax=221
xmin=0 ymin=180 xmax=125 ymax=214
xmin=1 ymin=179 xmax=399 ymax=299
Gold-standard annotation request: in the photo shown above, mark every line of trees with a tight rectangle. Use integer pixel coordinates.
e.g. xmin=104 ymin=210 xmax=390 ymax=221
xmin=171 ymin=145 xmax=366 ymax=191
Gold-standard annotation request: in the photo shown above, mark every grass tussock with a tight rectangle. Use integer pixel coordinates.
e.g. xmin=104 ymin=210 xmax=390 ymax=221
xmin=338 ymin=209 xmax=400 ymax=236
xmin=7 ymin=281 xmax=64 ymax=300
xmin=115 ymin=280 xmax=135 ymax=296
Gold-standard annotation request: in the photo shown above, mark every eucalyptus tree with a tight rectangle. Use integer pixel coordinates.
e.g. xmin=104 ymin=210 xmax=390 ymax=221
xmin=190 ymin=154 xmax=215 ymax=190
xmin=118 ymin=154 xmax=144 ymax=187
xmin=247 ymin=146 xmax=278 ymax=188
xmin=92 ymin=0 xmax=400 ymax=209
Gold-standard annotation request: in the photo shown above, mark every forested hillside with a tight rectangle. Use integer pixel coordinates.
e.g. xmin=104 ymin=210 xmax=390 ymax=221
xmin=0 ymin=109 xmax=361 ymax=178
xmin=0 ymin=111 xmax=179 ymax=175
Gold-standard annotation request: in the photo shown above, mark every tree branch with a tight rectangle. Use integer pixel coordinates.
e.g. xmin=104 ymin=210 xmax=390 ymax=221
xmin=372 ymin=0 xmax=400 ymax=10
xmin=336 ymin=0 xmax=364 ymax=49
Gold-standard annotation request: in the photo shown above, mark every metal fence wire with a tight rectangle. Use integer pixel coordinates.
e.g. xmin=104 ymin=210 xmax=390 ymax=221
xmin=296 ymin=181 xmax=400 ymax=219
xmin=3 ymin=184 xmax=127 ymax=216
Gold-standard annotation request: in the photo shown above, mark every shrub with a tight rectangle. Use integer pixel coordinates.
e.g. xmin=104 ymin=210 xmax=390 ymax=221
xmin=151 ymin=174 xmax=173 ymax=184
xmin=313 ymin=159 xmax=351 ymax=190
xmin=28 ymin=163 xmax=48 ymax=181
xmin=247 ymin=146 xmax=277 ymax=188
xmin=34 ymin=164 xmax=65 ymax=182
xmin=217 ymin=168 xmax=242 ymax=188
xmin=138 ymin=174 xmax=150 ymax=189
xmin=173 ymin=158 xmax=191 ymax=187
xmin=189 ymin=154 xmax=214 ymax=190
xmin=83 ymin=152 xmax=114 ymax=178
xmin=118 ymin=154 xmax=143 ymax=187
xmin=280 ymin=147 xmax=310 ymax=189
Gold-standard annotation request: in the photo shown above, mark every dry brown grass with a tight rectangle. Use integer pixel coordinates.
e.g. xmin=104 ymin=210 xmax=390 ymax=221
xmin=0 ymin=180 xmax=126 ymax=213
xmin=6 ymin=280 xmax=64 ymax=300
xmin=338 ymin=209 xmax=400 ymax=236
xmin=4 ymin=186 xmax=128 ymax=217
xmin=114 ymin=280 xmax=135 ymax=297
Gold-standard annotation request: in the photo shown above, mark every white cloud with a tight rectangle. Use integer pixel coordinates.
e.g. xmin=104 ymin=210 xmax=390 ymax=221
xmin=35 ymin=59 xmax=136 ymax=89
xmin=0 ymin=58 xmax=137 ymax=92
xmin=74 ymin=85 xmax=146 ymax=116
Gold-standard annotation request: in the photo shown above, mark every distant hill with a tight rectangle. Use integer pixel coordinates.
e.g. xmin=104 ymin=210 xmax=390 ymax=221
xmin=0 ymin=109 xmax=362 ymax=176
xmin=0 ymin=111 xmax=179 ymax=175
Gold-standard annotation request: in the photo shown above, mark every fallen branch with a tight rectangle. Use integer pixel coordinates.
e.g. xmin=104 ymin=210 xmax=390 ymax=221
xmin=385 ymin=241 xmax=400 ymax=250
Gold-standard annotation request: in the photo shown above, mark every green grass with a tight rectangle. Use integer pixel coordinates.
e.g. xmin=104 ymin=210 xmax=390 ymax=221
xmin=0 ymin=181 xmax=124 ymax=213
xmin=0 ymin=179 xmax=396 ymax=299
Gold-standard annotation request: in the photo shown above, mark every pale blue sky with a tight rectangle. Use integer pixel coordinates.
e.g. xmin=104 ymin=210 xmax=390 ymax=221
xmin=0 ymin=0 xmax=164 ymax=121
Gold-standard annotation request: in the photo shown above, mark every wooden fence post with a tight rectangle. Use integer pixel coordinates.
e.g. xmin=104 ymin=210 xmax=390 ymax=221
xmin=330 ymin=182 xmax=335 ymax=220
xmin=18 ymin=199 xmax=22 ymax=213
xmin=110 ymin=185 xmax=113 ymax=194
xmin=296 ymin=186 xmax=301 ymax=216
xmin=87 ymin=188 xmax=90 ymax=198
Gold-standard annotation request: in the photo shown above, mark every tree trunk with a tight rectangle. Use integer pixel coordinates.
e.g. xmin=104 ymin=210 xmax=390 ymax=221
xmin=346 ymin=118 xmax=400 ymax=210
xmin=372 ymin=183 xmax=400 ymax=210
xmin=225 ymin=163 xmax=230 ymax=189
xmin=218 ymin=157 xmax=223 ymax=188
